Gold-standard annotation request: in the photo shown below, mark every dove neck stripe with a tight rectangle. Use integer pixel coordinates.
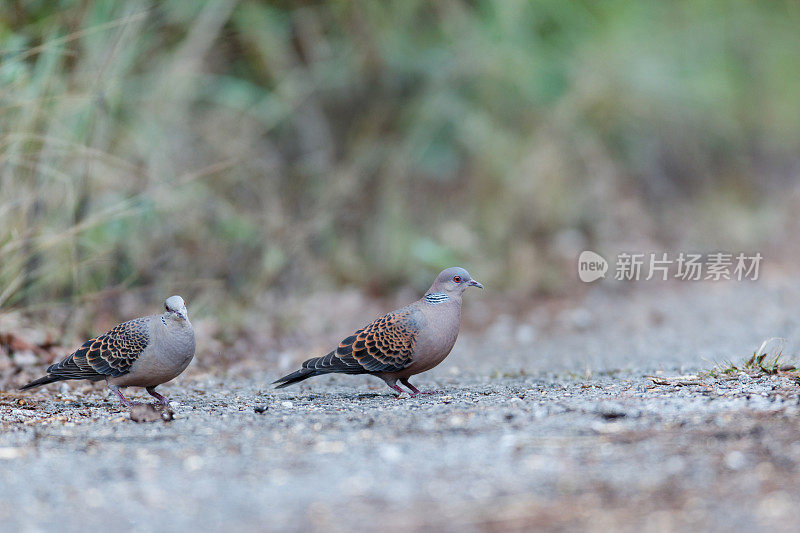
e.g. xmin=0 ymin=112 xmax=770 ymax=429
xmin=424 ymin=292 xmax=450 ymax=304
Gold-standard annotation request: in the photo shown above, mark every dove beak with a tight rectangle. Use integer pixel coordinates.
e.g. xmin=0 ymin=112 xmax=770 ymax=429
xmin=468 ymin=279 xmax=484 ymax=289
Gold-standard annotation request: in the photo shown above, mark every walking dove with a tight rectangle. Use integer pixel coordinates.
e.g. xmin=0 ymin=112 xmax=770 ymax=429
xmin=20 ymin=296 xmax=195 ymax=407
xmin=274 ymin=267 xmax=483 ymax=395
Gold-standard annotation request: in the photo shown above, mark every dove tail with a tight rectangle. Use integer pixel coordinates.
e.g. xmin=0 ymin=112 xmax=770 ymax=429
xmin=274 ymin=350 xmax=369 ymax=389
xmin=273 ymin=368 xmax=319 ymax=389
xmin=19 ymin=374 xmax=62 ymax=391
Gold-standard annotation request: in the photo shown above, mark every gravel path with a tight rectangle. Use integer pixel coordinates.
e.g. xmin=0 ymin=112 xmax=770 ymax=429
xmin=2 ymin=279 xmax=800 ymax=532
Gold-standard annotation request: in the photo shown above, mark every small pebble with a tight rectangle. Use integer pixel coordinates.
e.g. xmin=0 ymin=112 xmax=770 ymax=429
xmin=254 ymin=405 xmax=268 ymax=414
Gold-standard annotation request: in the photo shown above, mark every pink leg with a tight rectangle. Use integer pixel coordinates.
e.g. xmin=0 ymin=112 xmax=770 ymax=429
xmin=146 ymin=387 xmax=170 ymax=407
xmin=109 ymin=385 xmax=141 ymax=407
xmin=400 ymin=378 xmax=434 ymax=396
xmin=388 ymin=383 xmax=406 ymax=395
xmin=382 ymin=377 xmax=415 ymax=397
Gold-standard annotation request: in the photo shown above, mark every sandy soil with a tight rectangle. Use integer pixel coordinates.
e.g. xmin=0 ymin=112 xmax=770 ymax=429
xmin=2 ymin=279 xmax=800 ymax=532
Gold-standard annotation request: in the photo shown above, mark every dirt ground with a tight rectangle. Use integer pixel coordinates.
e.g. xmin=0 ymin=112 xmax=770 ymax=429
xmin=2 ymin=278 xmax=800 ymax=532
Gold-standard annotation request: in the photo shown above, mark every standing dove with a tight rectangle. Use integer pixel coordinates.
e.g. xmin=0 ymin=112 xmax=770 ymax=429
xmin=20 ymin=296 xmax=196 ymax=407
xmin=274 ymin=267 xmax=483 ymax=395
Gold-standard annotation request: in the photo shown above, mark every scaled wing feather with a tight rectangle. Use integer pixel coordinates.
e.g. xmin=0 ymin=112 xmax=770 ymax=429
xmin=333 ymin=309 xmax=418 ymax=373
xmin=47 ymin=318 xmax=150 ymax=381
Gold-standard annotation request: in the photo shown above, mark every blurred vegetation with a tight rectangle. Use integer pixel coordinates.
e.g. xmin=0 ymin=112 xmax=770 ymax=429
xmin=1 ymin=0 xmax=800 ymax=317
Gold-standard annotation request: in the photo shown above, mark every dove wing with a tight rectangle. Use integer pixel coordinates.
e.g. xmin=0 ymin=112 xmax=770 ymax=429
xmin=46 ymin=317 xmax=151 ymax=381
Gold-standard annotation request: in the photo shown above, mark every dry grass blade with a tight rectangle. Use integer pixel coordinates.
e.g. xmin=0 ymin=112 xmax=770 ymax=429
xmin=2 ymin=1 xmax=800 ymax=321
xmin=0 ymin=10 xmax=150 ymax=62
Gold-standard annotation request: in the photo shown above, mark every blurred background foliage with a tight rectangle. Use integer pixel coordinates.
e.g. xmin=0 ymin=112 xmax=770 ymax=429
xmin=2 ymin=0 xmax=800 ymax=320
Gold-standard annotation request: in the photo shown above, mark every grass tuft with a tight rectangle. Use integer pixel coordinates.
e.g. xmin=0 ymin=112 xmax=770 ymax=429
xmin=704 ymin=338 xmax=797 ymax=378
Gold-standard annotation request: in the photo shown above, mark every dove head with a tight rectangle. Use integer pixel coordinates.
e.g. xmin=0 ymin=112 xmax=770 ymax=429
xmin=428 ymin=267 xmax=483 ymax=296
xmin=164 ymin=295 xmax=189 ymax=322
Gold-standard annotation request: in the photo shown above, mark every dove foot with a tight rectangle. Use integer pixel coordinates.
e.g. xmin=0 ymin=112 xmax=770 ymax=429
xmin=400 ymin=378 xmax=435 ymax=396
xmin=109 ymin=386 xmax=168 ymax=408
xmin=110 ymin=386 xmax=137 ymax=407
xmin=146 ymin=387 xmax=171 ymax=407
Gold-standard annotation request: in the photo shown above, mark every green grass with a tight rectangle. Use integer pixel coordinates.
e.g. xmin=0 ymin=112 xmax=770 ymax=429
xmin=1 ymin=1 xmax=799 ymax=324
xmin=704 ymin=339 xmax=798 ymax=378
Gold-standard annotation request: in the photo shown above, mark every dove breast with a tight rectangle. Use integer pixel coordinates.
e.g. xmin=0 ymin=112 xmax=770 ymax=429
xmin=384 ymin=298 xmax=462 ymax=379
xmin=108 ymin=315 xmax=196 ymax=388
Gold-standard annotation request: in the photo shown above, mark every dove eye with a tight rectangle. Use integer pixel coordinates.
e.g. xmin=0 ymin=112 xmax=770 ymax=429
xmin=453 ymin=276 xmax=462 ymax=283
